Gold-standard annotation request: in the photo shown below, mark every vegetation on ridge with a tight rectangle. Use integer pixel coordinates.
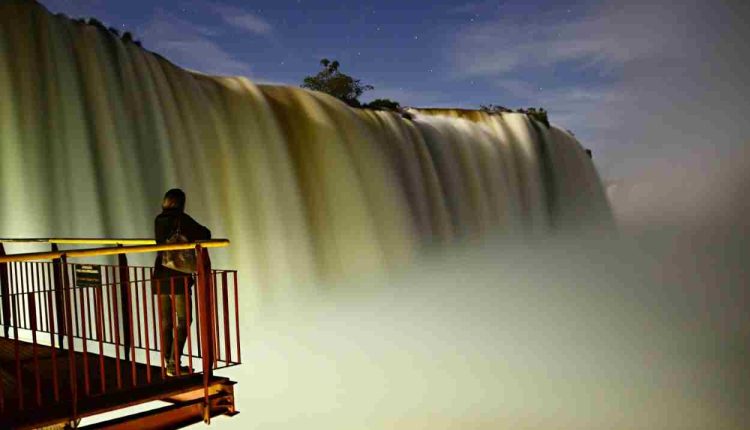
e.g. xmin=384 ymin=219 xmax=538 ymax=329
xmin=300 ymin=59 xmax=408 ymax=118
xmin=481 ymin=104 xmax=550 ymax=128
xmin=56 ymin=13 xmax=143 ymax=47
xmin=301 ymin=59 xmax=374 ymax=108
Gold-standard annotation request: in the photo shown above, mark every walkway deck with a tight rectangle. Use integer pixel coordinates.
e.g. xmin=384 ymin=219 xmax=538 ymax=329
xmin=0 ymin=337 xmax=227 ymax=429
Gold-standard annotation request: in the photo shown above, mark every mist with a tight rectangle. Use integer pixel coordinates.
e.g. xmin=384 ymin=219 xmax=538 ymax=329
xmin=205 ymin=142 xmax=748 ymax=430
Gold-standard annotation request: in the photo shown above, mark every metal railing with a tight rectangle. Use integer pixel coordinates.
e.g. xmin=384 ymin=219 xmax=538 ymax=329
xmin=0 ymin=239 xmax=240 ymax=425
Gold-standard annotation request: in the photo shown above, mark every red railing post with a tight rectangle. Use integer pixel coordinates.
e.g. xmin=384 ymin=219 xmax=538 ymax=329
xmin=12 ymin=263 xmax=23 ymax=410
xmin=117 ymin=247 xmax=132 ymax=362
xmin=221 ymin=272 xmax=231 ymax=365
xmin=0 ymin=243 xmax=10 ymax=338
xmin=61 ymin=255 xmax=78 ymax=422
xmin=51 ymin=244 xmax=66 ymax=350
xmin=195 ymin=245 xmax=214 ymax=423
xmin=109 ymin=267 xmax=123 ymax=389
xmin=184 ymin=277 xmax=193 ymax=374
xmin=29 ymin=263 xmax=41 ymax=406
xmin=234 ymin=272 xmax=241 ymax=364
xmin=44 ymin=269 xmax=60 ymax=402
xmin=142 ymin=267 xmax=152 ymax=384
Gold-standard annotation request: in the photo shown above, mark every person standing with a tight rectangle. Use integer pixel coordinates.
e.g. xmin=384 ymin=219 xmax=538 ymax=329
xmin=152 ymin=188 xmax=211 ymax=376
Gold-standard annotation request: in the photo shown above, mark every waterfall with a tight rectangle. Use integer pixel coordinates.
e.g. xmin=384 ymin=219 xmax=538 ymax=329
xmin=0 ymin=1 xmax=612 ymax=306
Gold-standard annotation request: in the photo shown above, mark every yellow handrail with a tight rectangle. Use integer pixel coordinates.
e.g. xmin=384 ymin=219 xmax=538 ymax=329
xmin=0 ymin=238 xmax=156 ymax=245
xmin=0 ymin=239 xmax=230 ymax=263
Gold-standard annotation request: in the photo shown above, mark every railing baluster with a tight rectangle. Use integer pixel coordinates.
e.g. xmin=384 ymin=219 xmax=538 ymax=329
xmin=234 ymin=271 xmax=241 ymax=364
xmin=142 ymin=267 xmax=152 ymax=384
xmin=106 ymin=266 xmax=115 ymax=344
xmin=51 ymin=244 xmax=65 ymax=350
xmin=13 ymin=262 xmax=23 ymax=410
xmin=184 ymin=277 xmax=193 ymax=374
xmin=222 ymin=272 xmax=231 ymax=365
xmin=72 ymin=269 xmax=80 ymax=338
xmin=156 ymin=279 xmax=166 ymax=379
xmin=0 ymin=243 xmax=10 ymax=338
xmin=0 ymin=246 xmax=7 ymax=412
xmin=41 ymin=262 xmax=49 ymax=332
xmin=109 ymin=267 xmax=122 ymax=389
xmin=196 ymin=246 xmax=214 ymax=423
xmin=61 ymin=256 xmax=78 ymax=421
xmin=78 ymin=277 xmax=91 ymax=397
xmin=151 ymin=268 xmax=159 ymax=367
xmin=30 ymin=263 xmax=42 ymax=406
xmin=44 ymin=267 xmax=60 ymax=402
xmin=193 ymin=280 xmax=202 ymax=359
xmin=86 ymin=275 xmax=94 ymax=341
xmin=170 ymin=278 xmax=178 ymax=376
xmin=95 ymin=276 xmax=106 ymax=394
xmin=21 ymin=261 xmax=28 ymax=330
xmin=125 ymin=272 xmax=137 ymax=387
xmin=117 ymin=251 xmax=132 ymax=363
xmin=211 ymin=270 xmax=219 ymax=368
xmin=10 ymin=262 xmax=18 ymax=340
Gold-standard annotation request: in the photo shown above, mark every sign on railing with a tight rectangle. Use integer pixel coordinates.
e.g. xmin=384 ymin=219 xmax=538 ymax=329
xmin=75 ymin=264 xmax=102 ymax=288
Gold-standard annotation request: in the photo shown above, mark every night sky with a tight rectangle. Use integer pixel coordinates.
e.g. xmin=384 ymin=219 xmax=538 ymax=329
xmin=38 ymin=0 xmax=750 ymax=189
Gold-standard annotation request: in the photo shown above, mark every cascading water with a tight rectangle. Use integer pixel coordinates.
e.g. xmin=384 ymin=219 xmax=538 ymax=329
xmin=0 ymin=0 xmax=612 ymax=307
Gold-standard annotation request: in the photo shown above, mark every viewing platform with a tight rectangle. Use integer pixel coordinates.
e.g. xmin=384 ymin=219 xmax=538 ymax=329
xmin=0 ymin=238 xmax=241 ymax=429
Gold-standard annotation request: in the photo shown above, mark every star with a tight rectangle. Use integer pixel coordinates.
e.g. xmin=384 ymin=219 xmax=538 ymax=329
xmin=414 ymin=35 xmax=418 ymax=40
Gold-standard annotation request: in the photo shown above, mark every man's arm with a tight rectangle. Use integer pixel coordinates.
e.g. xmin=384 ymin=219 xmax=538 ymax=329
xmin=183 ymin=214 xmax=211 ymax=241
xmin=154 ymin=217 xmax=167 ymax=244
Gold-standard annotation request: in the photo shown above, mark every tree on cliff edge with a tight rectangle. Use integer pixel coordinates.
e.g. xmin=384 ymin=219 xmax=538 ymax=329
xmin=301 ymin=59 xmax=374 ymax=107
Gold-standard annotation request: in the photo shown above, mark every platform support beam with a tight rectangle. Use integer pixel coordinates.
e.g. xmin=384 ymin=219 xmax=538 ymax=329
xmin=0 ymin=243 xmax=10 ymax=338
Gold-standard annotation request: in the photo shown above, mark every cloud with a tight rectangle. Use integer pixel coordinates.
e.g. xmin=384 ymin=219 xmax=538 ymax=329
xmin=491 ymin=79 xmax=538 ymax=98
xmin=450 ymin=0 xmax=750 ymax=182
xmin=452 ymin=4 xmax=679 ymax=79
xmin=448 ymin=1 xmax=498 ymax=15
xmin=212 ymin=4 xmax=273 ymax=35
xmin=141 ymin=10 xmax=252 ymax=78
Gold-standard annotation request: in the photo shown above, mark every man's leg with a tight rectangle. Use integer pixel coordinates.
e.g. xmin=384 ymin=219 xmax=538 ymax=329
xmin=173 ymin=292 xmax=192 ymax=373
xmin=159 ymin=294 xmax=175 ymax=373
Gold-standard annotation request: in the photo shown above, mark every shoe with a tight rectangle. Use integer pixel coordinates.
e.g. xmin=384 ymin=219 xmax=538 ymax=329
xmin=165 ymin=360 xmax=175 ymax=377
xmin=166 ymin=365 xmax=192 ymax=377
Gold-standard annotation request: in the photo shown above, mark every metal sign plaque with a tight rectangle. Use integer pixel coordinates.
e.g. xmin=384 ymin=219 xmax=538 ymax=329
xmin=75 ymin=264 xmax=102 ymax=288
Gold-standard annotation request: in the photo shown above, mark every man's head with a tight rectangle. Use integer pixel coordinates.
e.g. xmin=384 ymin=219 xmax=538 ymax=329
xmin=162 ymin=188 xmax=186 ymax=211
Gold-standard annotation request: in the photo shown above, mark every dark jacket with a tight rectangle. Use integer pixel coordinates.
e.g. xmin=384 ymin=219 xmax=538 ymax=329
xmin=152 ymin=208 xmax=211 ymax=295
